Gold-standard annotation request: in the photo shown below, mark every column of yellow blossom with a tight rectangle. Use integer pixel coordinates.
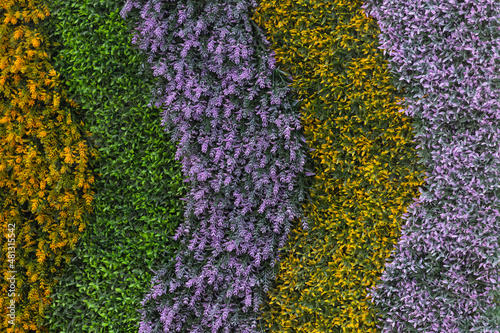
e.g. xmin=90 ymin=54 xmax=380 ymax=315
xmin=254 ymin=0 xmax=424 ymax=331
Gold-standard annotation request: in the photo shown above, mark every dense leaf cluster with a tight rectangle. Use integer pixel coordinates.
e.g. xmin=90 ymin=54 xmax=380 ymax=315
xmin=253 ymin=0 xmax=424 ymax=331
xmin=121 ymin=0 xmax=308 ymax=331
xmin=364 ymin=0 xmax=500 ymax=331
xmin=43 ymin=0 xmax=185 ymax=331
xmin=0 ymin=0 xmax=96 ymax=331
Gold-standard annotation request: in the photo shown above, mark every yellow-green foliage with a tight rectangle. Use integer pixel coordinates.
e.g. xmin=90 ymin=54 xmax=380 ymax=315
xmin=254 ymin=0 xmax=424 ymax=331
xmin=0 ymin=1 xmax=96 ymax=331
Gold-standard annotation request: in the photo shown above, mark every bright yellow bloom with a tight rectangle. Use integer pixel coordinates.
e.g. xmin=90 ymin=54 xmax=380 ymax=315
xmin=254 ymin=0 xmax=424 ymax=331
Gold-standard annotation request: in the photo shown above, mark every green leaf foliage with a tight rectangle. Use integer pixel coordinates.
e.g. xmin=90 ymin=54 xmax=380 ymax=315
xmin=43 ymin=0 xmax=185 ymax=331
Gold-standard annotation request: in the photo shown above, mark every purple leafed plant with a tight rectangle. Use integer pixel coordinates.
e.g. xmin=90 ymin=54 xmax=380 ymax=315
xmin=363 ymin=0 xmax=500 ymax=332
xmin=121 ymin=0 xmax=308 ymax=332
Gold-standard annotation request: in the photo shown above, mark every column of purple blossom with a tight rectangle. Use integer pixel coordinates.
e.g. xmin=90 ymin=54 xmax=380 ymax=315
xmin=121 ymin=0 xmax=308 ymax=332
xmin=363 ymin=0 xmax=500 ymax=332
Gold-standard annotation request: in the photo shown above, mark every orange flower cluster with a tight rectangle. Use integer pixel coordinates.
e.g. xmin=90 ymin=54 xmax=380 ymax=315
xmin=0 ymin=1 xmax=97 ymax=331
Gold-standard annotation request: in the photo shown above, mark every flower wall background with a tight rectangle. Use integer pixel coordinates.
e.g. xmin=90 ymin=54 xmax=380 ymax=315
xmin=1 ymin=0 xmax=499 ymax=332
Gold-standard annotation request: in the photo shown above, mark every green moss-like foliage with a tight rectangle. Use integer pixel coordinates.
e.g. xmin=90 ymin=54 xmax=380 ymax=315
xmin=44 ymin=1 xmax=185 ymax=331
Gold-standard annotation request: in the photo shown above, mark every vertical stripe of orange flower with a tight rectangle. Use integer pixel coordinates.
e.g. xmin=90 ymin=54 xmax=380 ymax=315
xmin=0 ymin=1 xmax=96 ymax=332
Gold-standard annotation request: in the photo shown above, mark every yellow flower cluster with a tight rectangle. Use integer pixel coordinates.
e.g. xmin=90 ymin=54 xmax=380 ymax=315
xmin=0 ymin=1 xmax=97 ymax=331
xmin=253 ymin=0 xmax=424 ymax=331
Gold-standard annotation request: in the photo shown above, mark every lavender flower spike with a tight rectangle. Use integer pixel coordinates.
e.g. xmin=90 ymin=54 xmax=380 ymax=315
xmin=121 ymin=0 xmax=308 ymax=332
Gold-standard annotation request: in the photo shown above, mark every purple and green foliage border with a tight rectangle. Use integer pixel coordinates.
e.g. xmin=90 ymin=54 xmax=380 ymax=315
xmin=363 ymin=0 xmax=500 ymax=331
xmin=121 ymin=0 xmax=309 ymax=331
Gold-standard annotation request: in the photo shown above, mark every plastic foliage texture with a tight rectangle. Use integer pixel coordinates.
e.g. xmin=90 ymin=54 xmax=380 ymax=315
xmin=121 ymin=0 xmax=308 ymax=331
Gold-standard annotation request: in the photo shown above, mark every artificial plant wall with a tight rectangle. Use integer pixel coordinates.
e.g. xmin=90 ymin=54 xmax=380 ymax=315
xmin=3 ymin=0 xmax=496 ymax=332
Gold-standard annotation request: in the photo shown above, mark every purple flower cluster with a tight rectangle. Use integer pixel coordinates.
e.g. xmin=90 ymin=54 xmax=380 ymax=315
xmin=121 ymin=0 xmax=307 ymax=331
xmin=363 ymin=0 xmax=500 ymax=331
